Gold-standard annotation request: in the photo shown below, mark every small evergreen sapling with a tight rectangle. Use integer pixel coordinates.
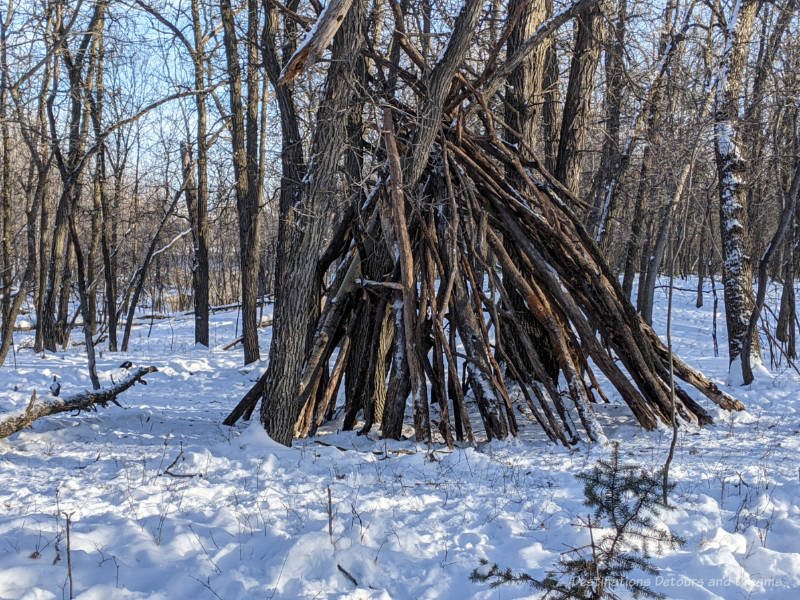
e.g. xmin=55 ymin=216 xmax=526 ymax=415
xmin=471 ymin=444 xmax=684 ymax=599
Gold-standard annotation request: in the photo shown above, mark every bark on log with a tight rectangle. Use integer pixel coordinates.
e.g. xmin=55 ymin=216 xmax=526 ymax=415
xmin=0 ymin=367 xmax=158 ymax=439
xmin=220 ymin=0 xmax=745 ymax=446
xmin=383 ymin=107 xmax=430 ymax=442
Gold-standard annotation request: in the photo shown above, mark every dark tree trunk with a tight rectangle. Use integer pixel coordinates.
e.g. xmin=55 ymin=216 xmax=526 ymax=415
xmin=189 ymin=0 xmax=210 ymax=347
xmin=260 ymin=0 xmax=370 ymax=445
xmin=588 ymin=0 xmax=626 ymax=239
xmin=554 ymin=1 xmax=603 ymax=195
xmin=0 ymin=7 xmax=11 ymax=340
xmin=262 ymin=0 xmax=304 ymax=293
xmin=540 ymin=0 xmax=559 ymax=174
xmin=220 ymin=0 xmax=262 ymax=364
xmin=68 ymin=215 xmax=100 ymax=389
xmin=42 ymin=1 xmax=105 ymax=352
xmin=0 ymin=7 xmax=48 ymax=367
xmin=181 ymin=140 xmax=209 ymax=348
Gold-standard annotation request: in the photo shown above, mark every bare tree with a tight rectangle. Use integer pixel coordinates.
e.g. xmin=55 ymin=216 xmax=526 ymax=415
xmin=714 ymin=0 xmax=762 ymax=376
xmin=220 ymin=0 xmax=262 ymax=364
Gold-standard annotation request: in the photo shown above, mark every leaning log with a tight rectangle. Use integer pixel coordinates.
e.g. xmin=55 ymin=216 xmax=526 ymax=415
xmin=277 ymin=0 xmax=355 ymax=85
xmin=222 ymin=0 xmax=744 ymax=446
xmin=0 ymin=366 xmax=158 ymax=439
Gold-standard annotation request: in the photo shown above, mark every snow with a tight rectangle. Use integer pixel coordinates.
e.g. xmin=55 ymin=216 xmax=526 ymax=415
xmin=724 ymin=218 xmax=743 ymax=233
xmin=715 ymin=121 xmax=740 ymax=164
xmin=2 ymin=279 xmax=800 ymax=598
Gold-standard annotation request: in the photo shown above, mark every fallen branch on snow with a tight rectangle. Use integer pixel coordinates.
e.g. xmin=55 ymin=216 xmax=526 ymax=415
xmin=0 ymin=366 xmax=158 ymax=439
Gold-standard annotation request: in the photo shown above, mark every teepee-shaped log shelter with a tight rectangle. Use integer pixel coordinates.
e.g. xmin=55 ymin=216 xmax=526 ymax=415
xmin=224 ymin=0 xmax=743 ymax=447
xmin=224 ymin=115 xmax=743 ymax=446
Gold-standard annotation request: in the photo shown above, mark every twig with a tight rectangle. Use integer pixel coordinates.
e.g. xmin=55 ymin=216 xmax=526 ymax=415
xmin=222 ymin=338 xmax=243 ymax=351
xmin=64 ymin=512 xmax=74 ymax=599
xmin=222 ymin=319 xmax=272 ymax=351
xmin=188 ymin=524 xmax=222 ymax=574
xmin=190 ymin=576 xmax=224 ymax=600
xmin=356 ymin=278 xmax=405 ymax=291
xmin=327 ymin=486 xmax=334 ymax=548
xmin=162 ymin=443 xmax=199 ymax=478
xmin=337 ymin=563 xmax=358 ymax=587
xmin=314 ymin=440 xmax=348 ymax=452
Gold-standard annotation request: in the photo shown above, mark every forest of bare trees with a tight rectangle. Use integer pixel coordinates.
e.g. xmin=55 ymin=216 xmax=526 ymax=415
xmin=0 ymin=0 xmax=797 ymax=445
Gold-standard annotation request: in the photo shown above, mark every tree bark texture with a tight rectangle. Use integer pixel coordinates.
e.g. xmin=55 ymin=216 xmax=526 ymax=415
xmin=714 ymin=0 xmax=762 ymax=371
xmin=260 ymin=0 xmax=370 ymax=446
xmin=554 ymin=1 xmax=603 ymax=195
xmin=220 ymin=0 xmax=262 ymax=364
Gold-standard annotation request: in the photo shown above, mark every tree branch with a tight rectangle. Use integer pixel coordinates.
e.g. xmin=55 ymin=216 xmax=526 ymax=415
xmin=0 ymin=367 xmax=158 ymax=439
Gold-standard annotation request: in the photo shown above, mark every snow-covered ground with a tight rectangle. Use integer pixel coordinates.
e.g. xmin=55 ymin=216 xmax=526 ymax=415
xmin=1 ymin=279 xmax=799 ymax=599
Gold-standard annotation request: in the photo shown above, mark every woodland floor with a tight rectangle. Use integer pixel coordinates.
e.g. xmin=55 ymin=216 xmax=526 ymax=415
xmin=1 ymin=277 xmax=800 ymax=599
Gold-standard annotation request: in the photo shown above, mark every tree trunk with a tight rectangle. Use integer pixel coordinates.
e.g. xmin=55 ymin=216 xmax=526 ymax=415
xmin=588 ymin=0 xmax=626 ymax=239
xmin=554 ymin=1 xmax=603 ymax=195
xmin=42 ymin=0 xmax=105 ymax=351
xmin=0 ymin=7 xmax=11 ymax=339
xmin=262 ymin=0 xmax=305 ymax=293
xmin=189 ymin=0 xmax=210 ymax=347
xmin=540 ymin=0 xmax=559 ymax=173
xmin=640 ymin=82 xmax=715 ymax=323
xmin=68 ymin=214 xmax=100 ymax=389
xmin=220 ymin=0 xmax=262 ymax=364
xmin=181 ymin=141 xmax=209 ymax=347
xmin=741 ymin=156 xmax=800 ymax=383
xmin=714 ymin=0 xmax=761 ymax=374
xmin=260 ymin=0 xmax=370 ymax=445
xmin=120 ymin=182 xmax=185 ymax=352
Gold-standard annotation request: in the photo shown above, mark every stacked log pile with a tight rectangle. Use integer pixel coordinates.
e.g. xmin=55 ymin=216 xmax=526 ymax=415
xmin=225 ymin=112 xmax=742 ymax=446
xmin=224 ymin=0 xmax=744 ymax=446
